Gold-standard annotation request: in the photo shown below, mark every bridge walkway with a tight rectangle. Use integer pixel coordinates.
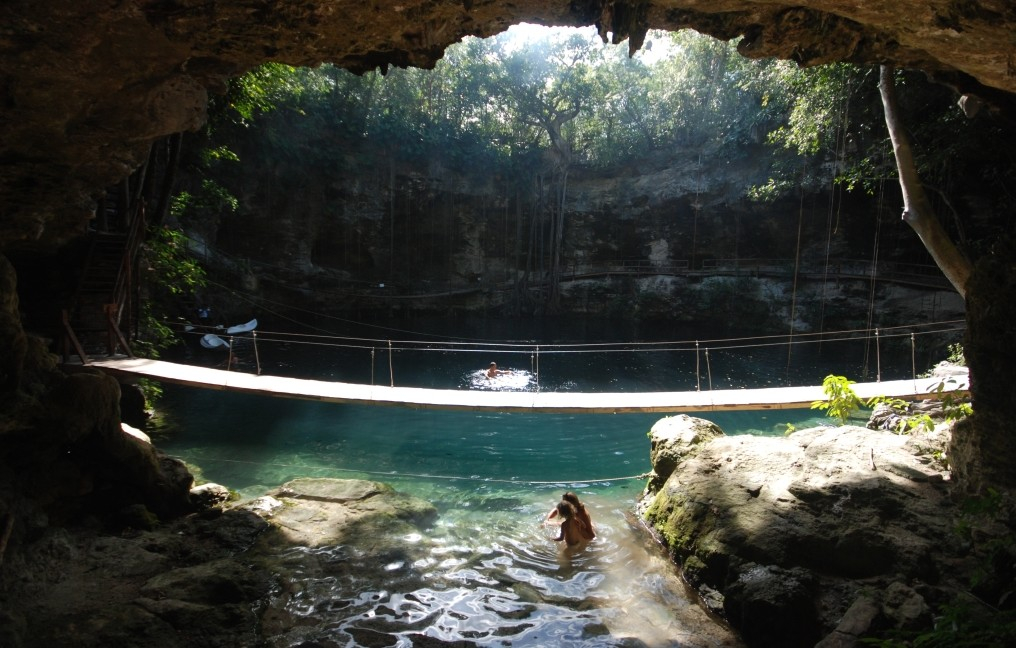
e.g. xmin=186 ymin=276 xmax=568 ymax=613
xmin=88 ymin=356 xmax=968 ymax=414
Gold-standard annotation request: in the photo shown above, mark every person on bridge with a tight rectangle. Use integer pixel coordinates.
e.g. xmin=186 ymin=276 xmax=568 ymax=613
xmin=546 ymin=492 xmax=595 ymax=541
xmin=486 ymin=361 xmax=513 ymax=379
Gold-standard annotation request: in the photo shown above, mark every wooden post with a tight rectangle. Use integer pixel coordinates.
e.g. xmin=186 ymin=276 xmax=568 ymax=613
xmin=61 ymin=309 xmax=89 ymax=365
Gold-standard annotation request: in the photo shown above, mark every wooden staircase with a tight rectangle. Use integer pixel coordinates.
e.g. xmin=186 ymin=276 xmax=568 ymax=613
xmin=62 ymin=205 xmax=145 ymax=363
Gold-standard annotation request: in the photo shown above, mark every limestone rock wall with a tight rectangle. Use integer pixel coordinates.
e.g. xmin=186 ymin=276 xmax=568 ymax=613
xmin=638 ymin=414 xmax=964 ymax=646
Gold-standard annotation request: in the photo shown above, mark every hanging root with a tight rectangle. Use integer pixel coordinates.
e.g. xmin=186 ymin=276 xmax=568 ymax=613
xmin=0 ymin=512 xmax=14 ymax=566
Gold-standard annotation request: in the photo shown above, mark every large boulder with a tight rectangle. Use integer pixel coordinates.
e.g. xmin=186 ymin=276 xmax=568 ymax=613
xmin=646 ymin=414 xmax=726 ymax=489
xmin=639 ymin=416 xmax=959 ymax=647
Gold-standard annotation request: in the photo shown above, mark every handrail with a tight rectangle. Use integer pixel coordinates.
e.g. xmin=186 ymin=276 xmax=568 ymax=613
xmin=104 ymin=203 xmax=145 ymax=356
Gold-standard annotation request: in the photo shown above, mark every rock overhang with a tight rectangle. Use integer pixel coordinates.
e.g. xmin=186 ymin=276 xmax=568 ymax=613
xmin=2 ymin=0 xmax=1015 ymax=250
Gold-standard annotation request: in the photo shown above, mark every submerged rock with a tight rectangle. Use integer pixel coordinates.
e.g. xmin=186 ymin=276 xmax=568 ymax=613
xmin=251 ymin=477 xmax=438 ymax=549
xmin=638 ymin=414 xmax=959 ymax=647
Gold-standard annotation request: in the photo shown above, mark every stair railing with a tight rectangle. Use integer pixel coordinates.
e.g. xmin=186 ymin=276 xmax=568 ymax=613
xmin=104 ymin=202 xmax=146 ymax=357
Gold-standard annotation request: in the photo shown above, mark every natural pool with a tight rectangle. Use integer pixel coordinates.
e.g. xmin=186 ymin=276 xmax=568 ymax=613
xmin=152 ymin=390 xmax=827 ymax=646
xmin=150 ymin=317 xmax=956 ymax=646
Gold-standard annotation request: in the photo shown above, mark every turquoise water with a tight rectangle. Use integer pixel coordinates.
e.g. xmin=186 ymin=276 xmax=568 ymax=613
xmin=151 ymin=317 xmax=953 ymax=646
xmin=154 ymin=389 xmax=824 ymax=647
xmin=154 ymin=388 xmax=821 ymax=497
xmin=153 ymin=389 xmax=828 ymax=646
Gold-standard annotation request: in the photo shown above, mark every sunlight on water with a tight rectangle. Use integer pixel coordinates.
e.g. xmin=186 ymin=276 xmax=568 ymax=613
xmin=255 ymin=479 xmax=739 ymax=647
xmin=154 ymin=383 xmax=771 ymax=645
xmin=150 ymin=377 xmax=840 ymax=646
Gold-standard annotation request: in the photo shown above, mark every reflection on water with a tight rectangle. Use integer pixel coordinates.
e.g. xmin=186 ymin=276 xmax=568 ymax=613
xmin=257 ymin=480 xmax=740 ymax=647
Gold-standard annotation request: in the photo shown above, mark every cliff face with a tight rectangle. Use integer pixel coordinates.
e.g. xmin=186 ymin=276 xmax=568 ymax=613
xmin=185 ymin=129 xmax=961 ymax=333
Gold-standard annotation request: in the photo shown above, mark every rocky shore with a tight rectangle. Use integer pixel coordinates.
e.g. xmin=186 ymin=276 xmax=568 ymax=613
xmin=0 ymin=477 xmax=438 ymax=648
xmin=636 ymin=372 xmax=1007 ymax=647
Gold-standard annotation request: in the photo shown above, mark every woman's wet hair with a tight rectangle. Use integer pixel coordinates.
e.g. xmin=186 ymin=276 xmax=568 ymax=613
xmin=562 ymin=492 xmax=582 ymax=508
xmin=555 ymin=501 xmax=576 ymax=519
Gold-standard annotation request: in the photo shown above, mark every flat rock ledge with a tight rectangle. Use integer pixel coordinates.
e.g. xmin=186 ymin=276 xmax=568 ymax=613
xmin=0 ymin=477 xmax=436 ymax=648
xmin=637 ymin=414 xmax=962 ymax=648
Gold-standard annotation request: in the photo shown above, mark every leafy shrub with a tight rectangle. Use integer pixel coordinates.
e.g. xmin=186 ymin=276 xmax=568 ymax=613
xmin=811 ymin=374 xmax=863 ymax=424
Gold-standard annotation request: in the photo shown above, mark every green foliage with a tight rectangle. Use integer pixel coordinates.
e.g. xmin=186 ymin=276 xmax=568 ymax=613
xmin=225 ymin=62 xmax=302 ymax=123
xmin=200 ymin=145 xmax=240 ymax=165
xmin=862 ymin=603 xmax=1016 ymax=647
xmin=811 ymin=374 xmax=863 ymax=424
xmin=137 ymin=378 xmax=163 ymax=404
xmin=171 ymin=179 xmax=238 ymax=224
xmin=933 ymin=376 xmax=973 ymax=422
xmin=747 ymin=177 xmax=796 ymax=203
xmin=136 ymin=226 xmax=207 ymax=361
xmin=947 ymin=343 xmax=966 ymax=366
xmin=132 ymin=302 xmax=176 ymax=358
xmin=864 ymin=395 xmax=932 ymax=434
xmin=145 ymin=227 xmax=207 ymax=296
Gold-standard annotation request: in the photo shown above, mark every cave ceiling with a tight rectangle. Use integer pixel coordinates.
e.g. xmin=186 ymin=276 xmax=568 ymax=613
xmin=1 ymin=0 xmax=1014 ymax=252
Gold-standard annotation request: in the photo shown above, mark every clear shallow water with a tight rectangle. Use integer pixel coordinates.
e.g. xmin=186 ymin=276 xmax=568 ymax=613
xmin=156 ymin=388 xmax=775 ymax=646
xmin=153 ymin=317 xmax=958 ymax=646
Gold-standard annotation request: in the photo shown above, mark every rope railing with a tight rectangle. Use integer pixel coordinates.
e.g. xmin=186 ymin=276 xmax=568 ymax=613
xmin=168 ymin=318 xmax=965 ymax=392
xmin=174 ymin=319 xmax=964 ymax=354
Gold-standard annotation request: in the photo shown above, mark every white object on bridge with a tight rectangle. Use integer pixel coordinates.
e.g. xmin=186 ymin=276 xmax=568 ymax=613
xmin=226 ymin=319 xmax=258 ymax=335
xmin=200 ymin=334 xmax=230 ymax=349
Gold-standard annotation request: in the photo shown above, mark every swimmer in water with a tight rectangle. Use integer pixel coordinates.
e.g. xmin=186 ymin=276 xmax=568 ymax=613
xmin=486 ymin=361 xmax=512 ymax=379
xmin=546 ymin=492 xmax=595 ymax=540
xmin=551 ymin=500 xmax=589 ymax=547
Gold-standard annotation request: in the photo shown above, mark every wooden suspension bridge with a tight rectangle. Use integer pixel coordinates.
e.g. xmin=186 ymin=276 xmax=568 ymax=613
xmin=88 ymin=356 xmax=968 ymax=414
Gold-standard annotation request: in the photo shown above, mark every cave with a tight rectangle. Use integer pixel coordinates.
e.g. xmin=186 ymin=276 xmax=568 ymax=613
xmin=2 ymin=1 xmax=1016 ymax=646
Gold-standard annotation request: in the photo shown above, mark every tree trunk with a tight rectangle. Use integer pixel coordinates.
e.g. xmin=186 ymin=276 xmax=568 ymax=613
xmin=879 ymin=66 xmax=1016 ymax=495
xmin=152 ymin=133 xmax=182 ymax=227
xmin=878 ymin=65 xmax=972 ymax=297
xmin=953 ymin=246 xmax=1016 ymax=494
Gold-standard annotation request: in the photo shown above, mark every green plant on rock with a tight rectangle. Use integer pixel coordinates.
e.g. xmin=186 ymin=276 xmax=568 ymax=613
xmin=935 ymin=376 xmax=973 ymax=422
xmin=811 ymin=374 xmax=863 ymax=425
xmin=866 ymin=395 xmax=933 ymax=435
xmin=947 ymin=342 xmax=966 ymax=366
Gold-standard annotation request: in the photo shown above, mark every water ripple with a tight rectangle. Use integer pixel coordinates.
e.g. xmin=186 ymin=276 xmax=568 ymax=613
xmin=260 ymin=490 xmax=740 ymax=647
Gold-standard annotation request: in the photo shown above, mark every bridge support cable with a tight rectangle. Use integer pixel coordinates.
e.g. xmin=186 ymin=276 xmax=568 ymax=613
xmin=910 ymin=333 xmax=917 ymax=387
xmin=535 ymin=346 xmax=540 ymax=392
xmin=875 ymin=328 xmax=882 ymax=382
xmin=705 ymin=348 xmax=713 ymax=391
xmin=388 ymin=340 xmax=394 ymax=387
xmin=786 ymin=170 xmax=806 ymax=380
xmin=252 ymin=330 xmax=262 ymax=376
xmin=160 ymin=318 xmax=966 ymax=393
xmin=863 ymin=171 xmax=889 ymax=380
xmin=695 ymin=341 xmax=701 ymax=392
